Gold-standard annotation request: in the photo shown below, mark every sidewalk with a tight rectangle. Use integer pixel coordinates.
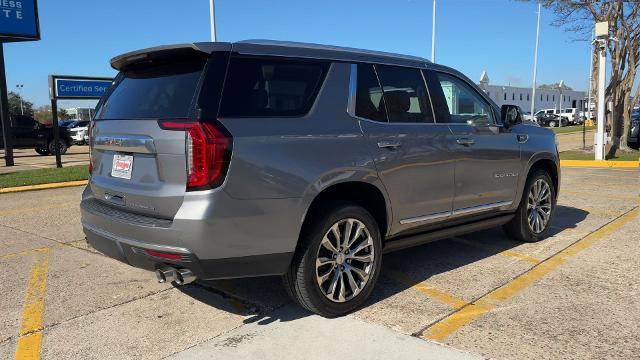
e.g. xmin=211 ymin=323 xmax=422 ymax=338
xmin=168 ymin=304 xmax=484 ymax=360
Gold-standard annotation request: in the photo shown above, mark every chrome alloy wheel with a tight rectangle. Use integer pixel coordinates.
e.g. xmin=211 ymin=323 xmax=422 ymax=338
xmin=315 ymin=218 xmax=375 ymax=303
xmin=527 ymin=178 xmax=552 ymax=233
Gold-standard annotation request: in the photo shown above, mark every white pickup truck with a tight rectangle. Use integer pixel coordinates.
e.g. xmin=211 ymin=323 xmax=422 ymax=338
xmin=535 ymin=108 xmax=581 ymax=125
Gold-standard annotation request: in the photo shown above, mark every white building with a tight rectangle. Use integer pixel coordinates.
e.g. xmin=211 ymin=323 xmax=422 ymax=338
xmin=477 ymin=71 xmax=586 ymax=114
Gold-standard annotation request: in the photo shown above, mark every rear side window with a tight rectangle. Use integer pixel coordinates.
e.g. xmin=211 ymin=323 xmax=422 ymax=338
xmin=375 ymin=65 xmax=433 ymax=123
xmin=96 ymin=59 xmax=206 ymax=120
xmin=355 ymin=64 xmax=386 ymax=121
xmin=219 ymin=57 xmax=328 ymax=117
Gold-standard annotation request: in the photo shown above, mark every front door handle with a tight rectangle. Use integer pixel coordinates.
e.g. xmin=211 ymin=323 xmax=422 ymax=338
xmin=456 ymin=138 xmax=475 ymax=146
xmin=377 ymin=141 xmax=401 ymax=149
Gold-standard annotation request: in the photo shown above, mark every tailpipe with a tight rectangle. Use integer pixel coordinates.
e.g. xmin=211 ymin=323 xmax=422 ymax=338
xmin=156 ymin=267 xmax=176 ymax=283
xmin=174 ymin=268 xmax=196 ymax=285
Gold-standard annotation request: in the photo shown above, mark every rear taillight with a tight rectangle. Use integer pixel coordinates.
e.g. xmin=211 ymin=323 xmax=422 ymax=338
xmin=158 ymin=120 xmax=231 ymax=190
xmin=88 ymin=121 xmax=95 ymax=174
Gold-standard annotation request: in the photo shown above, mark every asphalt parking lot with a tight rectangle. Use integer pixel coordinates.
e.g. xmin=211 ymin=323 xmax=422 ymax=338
xmin=0 ymin=167 xmax=638 ymax=359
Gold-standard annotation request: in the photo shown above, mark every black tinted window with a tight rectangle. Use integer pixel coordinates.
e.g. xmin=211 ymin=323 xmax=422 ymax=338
xmin=219 ymin=57 xmax=328 ymax=117
xmin=355 ymin=64 xmax=386 ymax=121
xmin=96 ymin=59 xmax=205 ymax=120
xmin=375 ymin=65 xmax=433 ymax=123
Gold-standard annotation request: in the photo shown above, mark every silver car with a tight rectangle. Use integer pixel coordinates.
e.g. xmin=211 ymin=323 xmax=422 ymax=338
xmin=81 ymin=40 xmax=560 ymax=317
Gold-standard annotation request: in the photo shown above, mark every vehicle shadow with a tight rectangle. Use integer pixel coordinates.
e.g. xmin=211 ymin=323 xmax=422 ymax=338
xmin=177 ymin=205 xmax=588 ymax=322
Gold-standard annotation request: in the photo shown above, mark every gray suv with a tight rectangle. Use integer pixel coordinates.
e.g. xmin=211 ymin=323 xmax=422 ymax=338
xmin=81 ymin=40 xmax=560 ymax=317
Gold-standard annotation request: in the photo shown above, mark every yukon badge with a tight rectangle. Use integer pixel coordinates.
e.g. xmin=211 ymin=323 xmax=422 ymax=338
xmin=494 ymin=172 xmax=519 ymax=178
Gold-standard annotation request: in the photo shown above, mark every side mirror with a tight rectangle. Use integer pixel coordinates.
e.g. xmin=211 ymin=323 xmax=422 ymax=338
xmin=501 ymin=105 xmax=523 ymax=129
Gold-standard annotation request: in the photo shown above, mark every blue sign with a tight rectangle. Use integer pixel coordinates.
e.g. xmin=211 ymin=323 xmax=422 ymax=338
xmin=0 ymin=0 xmax=40 ymax=41
xmin=53 ymin=78 xmax=113 ymax=99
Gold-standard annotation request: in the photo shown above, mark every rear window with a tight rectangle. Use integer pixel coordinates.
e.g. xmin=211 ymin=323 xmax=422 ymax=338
xmin=96 ymin=59 xmax=206 ymax=120
xmin=219 ymin=57 xmax=329 ymax=117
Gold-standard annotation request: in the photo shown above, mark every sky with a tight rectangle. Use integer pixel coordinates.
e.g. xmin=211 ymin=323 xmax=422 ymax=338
xmin=3 ymin=0 xmax=594 ymax=109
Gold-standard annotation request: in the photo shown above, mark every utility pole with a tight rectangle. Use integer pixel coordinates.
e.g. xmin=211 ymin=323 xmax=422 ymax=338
xmin=594 ymin=22 xmax=608 ymax=160
xmin=431 ymin=0 xmax=436 ymax=62
xmin=585 ymin=29 xmax=594 ymax=149
xmin=558 ymin=80 xmax=564 ymax=127
xmin=16 ymin=84 xmax=24 ymax=115
xmin=530 ymin=3 xmax=541 ymax=119
xmin=209 ymin=0 xmax=217 ymax=42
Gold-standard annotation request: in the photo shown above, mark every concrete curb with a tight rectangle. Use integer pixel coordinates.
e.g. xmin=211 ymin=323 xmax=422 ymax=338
xmin=560 ymin=160 xmax=639 ymax=168
xmin=0 ymin=180 xmax=88 ymax=194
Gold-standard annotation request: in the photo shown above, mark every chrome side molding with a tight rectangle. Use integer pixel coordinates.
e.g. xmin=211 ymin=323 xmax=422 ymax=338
xmin=400 ymin=201 xmax=513 ymax=225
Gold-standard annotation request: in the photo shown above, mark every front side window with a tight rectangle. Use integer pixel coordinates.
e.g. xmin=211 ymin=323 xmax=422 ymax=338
xmin=355 ymin=64 xmax=386 ymax=121
xmin=429 ymin=72 xmax=493 ymax=125
xmin=219 ymin=57 xmax=328 ymax=117
xmin=375 ymin=65 xmax=433 ymax=123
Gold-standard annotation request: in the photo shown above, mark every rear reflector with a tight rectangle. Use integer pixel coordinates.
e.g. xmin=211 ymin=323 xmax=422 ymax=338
xmin=158 ymin=120 xmax=231 ymax=190
xmin=145 ymin=249 xmax=182 ymax=260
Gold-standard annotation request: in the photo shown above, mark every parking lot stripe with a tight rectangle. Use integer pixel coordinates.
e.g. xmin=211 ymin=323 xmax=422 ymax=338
xmin=15 ymin=249 xmax=51 ymax=360
xmin=418 ymin=207 xmax=638 ymax=343
xmin=451 ymin=237 xmax=541 ymax=265
xmin=0 ymin=180 xmax=88 ymax=194
xmin=384 ymin=269 xmax=467 ymax=309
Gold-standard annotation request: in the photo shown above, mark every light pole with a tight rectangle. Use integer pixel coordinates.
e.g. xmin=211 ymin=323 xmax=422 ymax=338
xmin=594 ymin=22 xmax=609 ymax=160
xmin=431 ymin=0 xmax=436 ymax=62
xmin=557 ymin=80 xmax=564 ymax=127
xmin=15 ymin=84 xmax=24 ymax=115
xmin=209 ymin=0 xmax=217 ymax=42
xmin=530 ymin=3 xmax=541 ymax=119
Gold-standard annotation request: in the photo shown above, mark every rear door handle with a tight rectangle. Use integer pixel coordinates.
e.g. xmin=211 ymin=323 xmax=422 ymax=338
xmin=377 ymin=141 xmax=402 ymax=149
xmin=456 ymin=138 xmax=475 ymax=146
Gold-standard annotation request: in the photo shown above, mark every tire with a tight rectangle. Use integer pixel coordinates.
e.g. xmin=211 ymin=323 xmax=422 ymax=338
xmin=549 ymin=120 xmax=557 ymax=128
xmin=35 ymin=148 xmax=50 ymax=156
xmin=48 ymin=140 xmax=68 ymax=155
xmin=283 ymin=201 xmax=382 ymax=317
xmin=504 ymin=169 xmax=556 ymax=242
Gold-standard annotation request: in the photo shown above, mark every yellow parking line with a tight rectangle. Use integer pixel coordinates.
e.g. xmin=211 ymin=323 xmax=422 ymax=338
xmin=15 ymin=249 xmax=51 ymax=360
xmin=560 ymin=159 xmax=638 ymax=168
xmin=384 ymin=269 xmax=467 ymax=309
xmin=0 ymin=180 xmax=88 ymax=194
xmin=419 ymin=207 xmax=638 ymax=342
xmin=0 ymin=203 xmax=75 ymax=217
xmin=451 ymin=237 xmax=541 ymax=265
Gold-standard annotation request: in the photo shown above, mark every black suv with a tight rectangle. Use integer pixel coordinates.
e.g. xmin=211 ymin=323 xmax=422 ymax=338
xmin=0 ymin=115 xmax=73 ymax=155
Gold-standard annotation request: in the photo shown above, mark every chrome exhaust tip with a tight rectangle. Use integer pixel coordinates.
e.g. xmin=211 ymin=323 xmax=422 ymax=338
xmin=156 ymin=267 xmax=176 ymax=283
xmin=174 ymin=268 xmax=196 ymax=285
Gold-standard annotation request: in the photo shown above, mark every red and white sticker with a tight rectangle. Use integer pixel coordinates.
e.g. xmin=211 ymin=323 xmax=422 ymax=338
xmin=111 ymin=154 xmax=133 ymax=179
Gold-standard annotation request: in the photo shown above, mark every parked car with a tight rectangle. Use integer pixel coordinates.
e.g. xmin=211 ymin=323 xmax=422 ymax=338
xmin=522 ymin=111 xmax=534 ymax=122
xmin=558 ymin=108 xmax=580 ymax=125
xmin=535 ymin=108 xmax=576 ymax=125
xmin=627 ymin=109 xmax=639 ymax=150
xmin=0 ymin=115 xmax=72 ymax=155
xmin=81 ymin=41 xmax=560 ymax=317
xmin=68 ymin=120 xmax=91 ymax=145
xmin=536 ymin=113 xmax=567 ymax=128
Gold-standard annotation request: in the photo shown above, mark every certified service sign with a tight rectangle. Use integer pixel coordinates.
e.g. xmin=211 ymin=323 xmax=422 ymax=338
xmin=0 ymin=0 xmax=40 ymax=42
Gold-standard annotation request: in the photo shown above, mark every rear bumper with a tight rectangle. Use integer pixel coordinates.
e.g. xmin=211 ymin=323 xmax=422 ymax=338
xmin=80 ymin=184 xmax=302 ymax=280
xmin=83 ymin=223 xmax=292 ymax=279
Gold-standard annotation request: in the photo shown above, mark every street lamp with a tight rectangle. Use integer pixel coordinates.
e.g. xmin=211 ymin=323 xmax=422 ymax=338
xmin=209 ymin=0 xmax=217 ymax=42
xmin=15 ymin=84 xmax=24 ymax=115
xmin=557 ymin=80 xmax=564 ymax=127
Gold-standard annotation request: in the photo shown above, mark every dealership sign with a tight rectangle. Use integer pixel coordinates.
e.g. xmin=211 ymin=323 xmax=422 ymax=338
xmin=49 ymin=75 xmax=114 ymax=100
xmin=0 ymin=0 xmax=40 ymax=42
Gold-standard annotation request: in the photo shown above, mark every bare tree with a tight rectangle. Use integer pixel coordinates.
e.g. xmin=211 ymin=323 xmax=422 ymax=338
xmin=531 ymin=1 xmax=640 ymax=155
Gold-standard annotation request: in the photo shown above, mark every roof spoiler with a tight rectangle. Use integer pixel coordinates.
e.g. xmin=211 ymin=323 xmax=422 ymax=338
xmin=110 ymin=42 xmax=232 ymax=71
